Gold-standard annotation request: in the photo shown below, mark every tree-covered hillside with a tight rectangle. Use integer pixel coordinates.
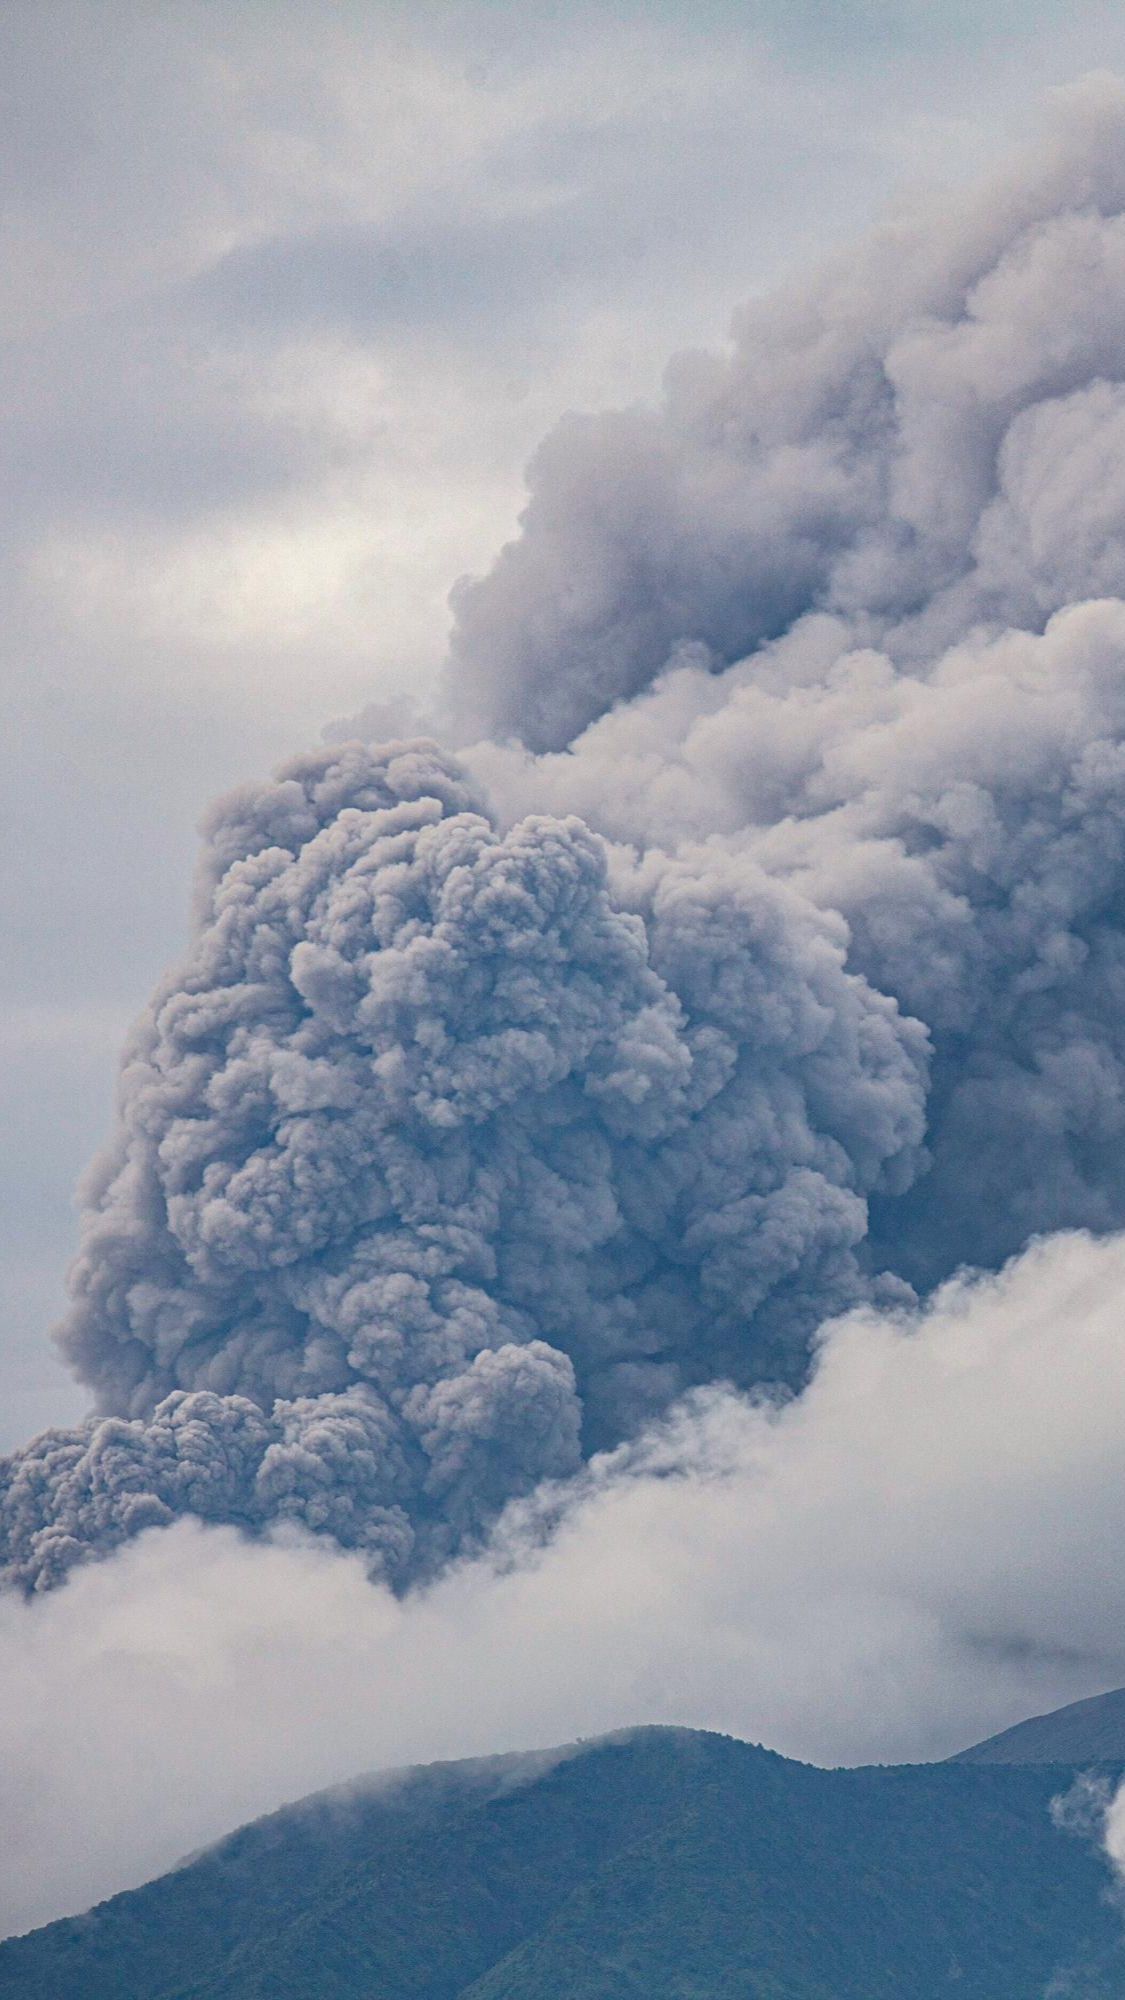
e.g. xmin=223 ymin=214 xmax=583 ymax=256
xmin=2 ymin=1727 xmax=1123 ymax=1999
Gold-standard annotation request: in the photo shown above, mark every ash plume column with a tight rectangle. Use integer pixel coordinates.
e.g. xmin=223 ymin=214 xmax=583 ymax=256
xmin=0 ymin=741 xmax=927 ymax=1591
xmin=13 ymin=76 xmax=1125 ymax=1593
xmin=459 ymin=73 xmax=1125 ymax=1286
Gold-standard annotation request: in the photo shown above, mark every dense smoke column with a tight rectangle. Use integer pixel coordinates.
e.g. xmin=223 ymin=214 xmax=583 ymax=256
xmin=447 ymin=77 xmax=1125 ymax=753
xmin=455 ymin=76 xmax=1125 ymax=1285
xmin=15 ymin=80 xmax=1125 ymax=1592
xmin=470 ymin=600 xmax=1125 ymax=1288
xmin=0 ymin=740 xmax=927 ymax=1590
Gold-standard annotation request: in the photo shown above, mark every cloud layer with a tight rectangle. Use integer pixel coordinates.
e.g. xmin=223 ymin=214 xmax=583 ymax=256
xmin=7 ymin=1225 xmax=1125 ymax=1937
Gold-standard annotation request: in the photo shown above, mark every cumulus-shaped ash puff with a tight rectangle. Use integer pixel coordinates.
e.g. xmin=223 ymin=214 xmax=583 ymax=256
xmin=472 ymin=603 xmax=1125 ymax=1288
xmin=462 ymin=77 xmax=1125 ymax=1285
xmin=1 ymin=741 xmax=926 ymax=1589
xmin=449 ymin=76 xmax=1125 ymax=752
xmin=11 ymin=76 xmax=1125 ymax=1591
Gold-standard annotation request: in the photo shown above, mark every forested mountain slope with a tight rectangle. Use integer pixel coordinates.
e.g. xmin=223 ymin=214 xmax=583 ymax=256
xmin=2 ymin=1727 xmax=1123 ymax=1999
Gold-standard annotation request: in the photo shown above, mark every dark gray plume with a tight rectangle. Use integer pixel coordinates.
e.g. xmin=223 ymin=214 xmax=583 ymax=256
xmin=10 ymin=79 xmax=1125 ymax=1589
xmin=1 ymin=740 xmax=925 ymax=1588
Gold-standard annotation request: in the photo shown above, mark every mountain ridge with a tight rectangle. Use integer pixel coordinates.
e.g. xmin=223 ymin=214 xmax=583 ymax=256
xmin=4 ymin=1721 xmax=1125 ymax=1999
xmin=953 ymin=1684 xmax=1125 ymax=1766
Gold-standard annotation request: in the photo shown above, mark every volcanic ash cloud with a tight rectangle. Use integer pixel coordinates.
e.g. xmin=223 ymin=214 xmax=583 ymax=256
xmin=0 ymin=740 xmax=926 ymax=1589
xmin=10 ymin=77 xmax=1125 ymax=1589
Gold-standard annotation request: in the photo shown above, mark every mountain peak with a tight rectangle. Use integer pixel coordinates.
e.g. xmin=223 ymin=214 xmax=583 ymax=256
xmin=953 ymin=1685 xmax=1125 ymax=1766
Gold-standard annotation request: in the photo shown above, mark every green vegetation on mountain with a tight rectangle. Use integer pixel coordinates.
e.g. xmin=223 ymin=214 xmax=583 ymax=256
xmin=2 ymin=1726 xmax=1124 ymax=1999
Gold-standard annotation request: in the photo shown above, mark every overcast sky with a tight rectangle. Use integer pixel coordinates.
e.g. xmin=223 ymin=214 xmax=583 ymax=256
xmin=4 ymin=0 xmax=1125 ymax=1443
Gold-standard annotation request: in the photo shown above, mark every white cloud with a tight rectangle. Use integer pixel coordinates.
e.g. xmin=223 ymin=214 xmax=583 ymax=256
xmin=5 ymin=1224 xmax=1125 ymax=1937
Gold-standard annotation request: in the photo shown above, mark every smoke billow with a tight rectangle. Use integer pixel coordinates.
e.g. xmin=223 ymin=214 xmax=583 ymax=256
xmin=462 ymin=75 xmax=1125 ymax=1286
xmin=8 ymin=76 xmax=1125 ymax=1589
xmin=449 ymin=75 xmax=1125 ymax=752
xmin=0 ymin=740 xmax=925 ymax=1589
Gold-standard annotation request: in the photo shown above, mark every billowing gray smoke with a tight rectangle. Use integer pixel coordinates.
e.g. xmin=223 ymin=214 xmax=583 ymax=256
xmin=8 ymin=76 xmax=1125 ymax=1590
xmin=0 ymin=742 xmax=926 ymax=1589
xmin=449 ymin=76 xmax=1125 ymax=753
xmin=462 ymin=75 xmax=1125 ymax=1284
